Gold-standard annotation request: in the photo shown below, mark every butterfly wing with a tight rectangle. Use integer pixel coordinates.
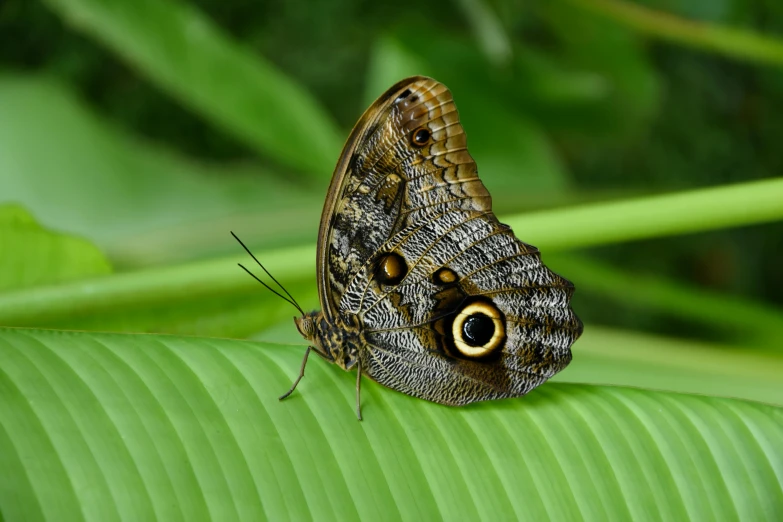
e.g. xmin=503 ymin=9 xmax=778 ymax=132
xmin=319 ymin=77 xmax=582 ymax=405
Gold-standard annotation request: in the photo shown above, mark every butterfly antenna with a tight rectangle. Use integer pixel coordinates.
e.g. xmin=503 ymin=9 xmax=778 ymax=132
xmin=236 ymin=263 xmax=303 ymax=314
xmin=231 ymin=232 xmax=305 ymax=316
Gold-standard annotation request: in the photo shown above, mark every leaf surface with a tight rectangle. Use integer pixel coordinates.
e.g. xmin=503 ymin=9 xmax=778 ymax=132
xmin=0 ymin=205 xmax=111 ymax=291
xmin=1 ymin=328 xmax=781 ymax=521
xmin=41 ymin=0 xmax=342 ymax=176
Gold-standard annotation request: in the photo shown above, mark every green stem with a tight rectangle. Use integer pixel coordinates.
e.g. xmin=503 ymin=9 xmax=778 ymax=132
xmin=564 ymin=0 xmax=783 ymax=66
xmin=549 ymin=254 xmax=783 ymax=347
xmin=1 ymin=178 xmax=782 ymax=327
xmin=0 ymin=245 xmax=315 ymax=327
xmin=508 ymin=177 xmax=783 ymax=250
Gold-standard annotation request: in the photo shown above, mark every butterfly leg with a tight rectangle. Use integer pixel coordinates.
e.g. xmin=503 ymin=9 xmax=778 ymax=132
xmin=279 ymin=346 xmax=311 ymax=401
xmin=355 ymin=359 xmax=363 ymax=421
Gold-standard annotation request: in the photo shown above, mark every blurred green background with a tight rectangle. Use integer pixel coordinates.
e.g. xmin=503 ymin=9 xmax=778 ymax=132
xmin=2 ymin=0 xmax=783 ymax=401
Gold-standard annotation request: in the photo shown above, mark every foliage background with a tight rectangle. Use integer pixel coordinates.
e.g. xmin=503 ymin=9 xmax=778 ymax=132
xmin=3 ymin=0 xmax=783 ymax=369
xmin=1 ymin=0 xmax=783 ymax=519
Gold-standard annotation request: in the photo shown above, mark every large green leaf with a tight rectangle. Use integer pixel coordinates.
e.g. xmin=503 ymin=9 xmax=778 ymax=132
xmin=0 ymin=328 xmax=781 ymax=520
xmin=0 ymin=205 xmax=111 ymax=291
xmin=41 ymin=0 xmax=343 ymax=177
xmin=0 ymin=76 xmax=322 ymax=266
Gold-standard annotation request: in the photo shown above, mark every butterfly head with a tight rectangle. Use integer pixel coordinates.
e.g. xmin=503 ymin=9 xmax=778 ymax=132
xmin=294 ymin=312 xmax=318 ymax=343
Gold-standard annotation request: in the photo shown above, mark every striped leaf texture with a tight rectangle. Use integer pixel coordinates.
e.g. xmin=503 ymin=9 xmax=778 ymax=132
xmin=1 ymin=328 xmax=781 ymax=521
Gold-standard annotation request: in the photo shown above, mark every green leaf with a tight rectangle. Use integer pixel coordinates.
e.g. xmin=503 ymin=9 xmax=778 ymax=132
xmin=365 ymin=34 xmax=612 ymax=124
xmin=541 ymin=1 xmax=661 ymax=136
xmin=0 ymin=205 xmax=111 ymax=291
xmin=563 ymin=0 xmax=783 ymax=67
xmin=363 ymin=37 xmax=428 ymax=108
xmin=0 ymin=76 xmax=322 ymax=266
xmin=41 ymin=0 xmax=343 ymax=177
xmin=0 ymin=328 xmax=781 ymax=520
xmin=454 ymin=0 xmax=513 ymax=67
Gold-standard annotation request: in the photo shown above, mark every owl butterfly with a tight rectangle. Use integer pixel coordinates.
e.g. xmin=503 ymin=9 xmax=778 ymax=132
xmin=275 ymin=76 xmax=581 ymax=419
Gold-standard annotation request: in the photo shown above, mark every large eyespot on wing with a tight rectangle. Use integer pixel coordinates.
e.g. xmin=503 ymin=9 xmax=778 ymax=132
xmin=318 ymin=76 xmax=491 ymax=323
xmin=449 ymin=300 xmax=506 ymax=359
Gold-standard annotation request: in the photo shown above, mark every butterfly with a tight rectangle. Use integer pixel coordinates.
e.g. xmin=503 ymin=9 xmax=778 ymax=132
xmin=240 ymin=76 xmax=582 ymax=419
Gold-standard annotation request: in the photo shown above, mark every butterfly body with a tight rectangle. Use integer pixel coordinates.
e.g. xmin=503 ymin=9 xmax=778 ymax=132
xmin=286 ymin=77 xmax=582 ymax=417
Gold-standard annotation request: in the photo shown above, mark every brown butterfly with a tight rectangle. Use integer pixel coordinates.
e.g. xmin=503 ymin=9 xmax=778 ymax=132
xmin=254 ymin=77 xmax=582 ymax=419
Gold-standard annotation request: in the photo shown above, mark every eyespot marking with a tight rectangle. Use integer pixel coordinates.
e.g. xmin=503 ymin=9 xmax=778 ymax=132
xmin=395 ymin=88 xmax=412 ymax=102
xmin=411 ymin=127 xmax=431 ymax=147
xmin=433 ymin=267 xmax=458 ymax=285
xmin=374 ymin=252 xmax=407 ymax=286
xmin=451 ymin=301 xmax=505 ymax=358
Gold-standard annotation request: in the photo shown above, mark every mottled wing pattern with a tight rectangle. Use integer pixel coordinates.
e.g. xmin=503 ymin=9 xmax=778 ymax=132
xmin=320 ymin=76 xmax=582 ymax=405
